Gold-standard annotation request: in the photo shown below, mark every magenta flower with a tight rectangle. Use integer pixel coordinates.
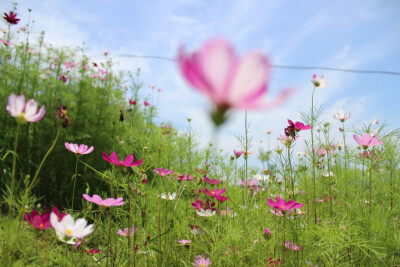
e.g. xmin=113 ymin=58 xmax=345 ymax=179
xmin=24 ymin=209 xmax=51 ymax=229
xmin=86 ymin=248 xmax=101 ymax=254
xmin=284 ymin=119 xmax=311 ymax=138
xmin=285 ymin=240 xmax=300 ymax=251
xmin=264 ymin=228 xmax=271 ymax=237
xmin=192 ymin=199 xmax=215 ymax=211
xmin=267 ymin=197 xmax=303 ymax=212
xmin=58 ymin=74 xmax=68 ymax=83
xmin=117 ymin=226 xmax=136 ymax=237
xmin=177 ymin=174 xmax=195 ymax=181
xmin=65 ymin=143 xmax=94 ymax=156
xmin=144 ymin=101 xmax=150 ymax=106
xmin=203 ymin=176 xmax=220 ymax=185
xmin=233 ymin=150 xmax=243 ymax=159
xmin=154 ymin=167 xmax=174 ymax=176
xmin=83 ymin=194 xmax=124 ymax=207
xmin=200 ymin=188 xmax=226 ymax=197
xmin=178 ymin=38 xmax=295 ymax=126
xmin=3 ymin=11 xmax=20 ymax=25
xmin=6 ymin=94 xmax=46 ymax=124
xmin=192 ymin=255 xmax=211 ymax=267
xmin=102 ymin=151 xmax=143 ymax=167
xmin=311 ymin=74 xmax=327 ymax=88
xmin=353 ymin=133 xmax=383 ymax=150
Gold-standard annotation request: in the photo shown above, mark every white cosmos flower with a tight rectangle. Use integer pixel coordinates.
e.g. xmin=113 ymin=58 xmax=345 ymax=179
xmin=158 ymin=192 xmax=176 ymax=200
xmin=254 ymin=174 xmax=270 ymax=183
xmin=50 ymin=213 xmax=94 ymax=244
xmin=333 ymin=110 xmax=350 ymax=122
xmin=322 ymin=171 xmax=335 ymax=178
xmin=196 ymin=208 xmax=216 ymax=217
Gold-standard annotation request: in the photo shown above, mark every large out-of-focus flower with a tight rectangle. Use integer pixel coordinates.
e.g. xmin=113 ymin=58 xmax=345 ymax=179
xmin=333 ymin=110 xmax=350 ymax=122
xmin=178 ymin=38 xmax=295 ymax=126
xmin=311 ymin=74 xmax=327 ymax=88
xmin=65 ymin=143 xmax=94 ymax=156
xmin=6 ymin=94 xmax=46 ymax=124
xmin=267 ymin=197 xmax=303 ymax=213
xmin=50 ymin=213 xmax=94 ymax=244
xmin=83 ymin=194 xmax=124 ymax=207
xmin=24 ymin=210 xmax=51 ymax=229
xmin=102 ymin=151 xmax=143 ymax=167
xmin=353 ymin=133 xmax=383 ymax=150
xmin=0 ymin=39 xmax=13 ymax=45
xmin=3 ymin=11 xmax=20 ymax=25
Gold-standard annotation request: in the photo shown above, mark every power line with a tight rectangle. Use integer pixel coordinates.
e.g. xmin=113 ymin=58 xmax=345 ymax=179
xmin=92 ymin=54 xmax=400 ymax=76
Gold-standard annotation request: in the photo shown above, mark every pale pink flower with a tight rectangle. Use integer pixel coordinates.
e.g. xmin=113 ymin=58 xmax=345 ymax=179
xmin=311 ymin=74 xmax=327 ymax=88
xmin=65 ymin=143 xmax=94 ymax=155
xmin=117 ymin=226 xmax=136 ymax=237
xmin=353 ymin=133 xmax=383 ymax=150
xmin=192 ymin=255 xmax=211 ymax=267
xmin=178 ymin=38 xmax=295 ymax=125
xmin=285 ymin=240 xmax=300 ymax=251
xmin=0 ymin=39 xmax=13 ymax=45
xmin=333 ymin=110 xmax=350 ymax=122
xmin=178 ymin=239 xmax=191 ymax=245
xmin=83 ymin=194 xmax=124 ymax=207
xmin=6 ymin=94 xmax=45 ymax=123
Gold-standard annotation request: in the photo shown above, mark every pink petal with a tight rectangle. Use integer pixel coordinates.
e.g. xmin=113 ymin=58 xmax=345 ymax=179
xmin=121 ymin=154 xmax=134 ymax=166
xmin=85 ymin=146 xmax=94 ymax=154
xmin=110 ymin=151 xmax=121 ymax=165
xmin=102 ymin=152 xmax=112 ymax=163
xmin=27 ymin=104 xmax=45 ymax=122
xmin=353 ymin=135 xmax=362 ymax=146
xmin=24 ymin=99 xmax=38 ymax=119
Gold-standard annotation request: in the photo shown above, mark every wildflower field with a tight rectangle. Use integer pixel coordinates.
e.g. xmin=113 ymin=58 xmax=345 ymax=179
xmin=1 ymin=4 xmax=400 ymax=267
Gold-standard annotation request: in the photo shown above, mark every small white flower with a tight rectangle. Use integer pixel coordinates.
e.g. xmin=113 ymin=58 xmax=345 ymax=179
xmin=333 ymin=110 xmax=350 ymax=122
xmin=254 ymin=174 xmax=269 ymax=183
xmin=311 ymin=74 xmax=327 ymax=88
xmin=371 ymin=119 xmax=378 ymax=125
xmin=158 ymin=192 xmax=176 ymax=200
xmin=50 ymin=213 xmax=94 ymax=245
xmin=196 ymin=208 xmax=215 ymax=217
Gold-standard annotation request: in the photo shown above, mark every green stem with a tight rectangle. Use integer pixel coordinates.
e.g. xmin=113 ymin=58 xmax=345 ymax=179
xmin=310 ymin=87 xmax=317 ymax=224
xmin=27 ymin=127 xmax=60 ymax=192
xmin=71 ymin=157 xmax=78 ymax=210
xmin=10 ymin=123 xmax=20 ymax=215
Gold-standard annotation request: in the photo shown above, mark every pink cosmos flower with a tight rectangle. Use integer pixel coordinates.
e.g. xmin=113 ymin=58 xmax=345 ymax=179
xmin=83 ymin=194 xmax=124 ymax=207
xmin=24 ymin=207 xmax=66 ymax=230
xmin=99 ymin=69 xmax=109 ymax=75
xmin=267 ymin=197 xmax=304 ymax=212
xmin=6 ymin=94 xmax=46 ymax=123
xmin=285 ymin=240 xmax=300 ymax=251
xmin=90 ymin=74 xmax=99 ymax=79
xmin=214 ymin=195 xmax=229 ymax=202
xmin=0 ymin=39 xmax=13 ymax=45
xmin=178 ymin=38 xmax=295 ymax=126
xmin=65 ymin=143 xmax=94 ymax=155
xmin=102 ymin=151 xmax=143 ymax=167
xmin=64 ymin=61 xmax=79 ymax=70
xmin=311 ymin=74 xmax=327 ymax=88
xmin=58 ymin=74 xmax=68 ymax=83
xmin=192 ymin=199 xmax=215 ymax=211
xmin=333 ymin=110 xmax=350 ymax=122
xmin=192 ymin=255 xmax=211 ymax=267
xmin=284 ymin=119 xmax=311 ymax=138
xmin=279 ymin=134 xmax=297 ymax=146
xmin=154 ymin=168 xmax=174 ymax=176
xmin=234 ymin=150 xmax=243 ymax=158
xmin=353 ymin=133 xmax=383 ymax=150
xmin=117 ymin=226 xmax=136 ymax=237
xmin=200 ymin=188 xmax=226 ymax=197
xmin=239 ymin=179 xmax=259 ymax=187
xmin=264 ymin=228 xmax=271 ymax=237
xmin=3 ymin=11 xmax=20 ymax=25
xmin=144 ymin=101 xmax=150 ymax=106
xmin=86 ymin=248 xmax=100 ymax=254
xmin=203 ymin=176 xmax=220 ymax=185
xmin=177 ymin=174 xmax=195 ymax=181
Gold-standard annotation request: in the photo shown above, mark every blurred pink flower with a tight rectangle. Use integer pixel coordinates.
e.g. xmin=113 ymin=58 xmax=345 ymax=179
xmin=203 ymin=176 xmax=220 ymax=185
xmin=311 ymin=74 xmax=327 ymax=88
xmin=264 ymin=228 xmax=271 ymax=237
xmin=144 ymin=101 xmax=150 ymax=106
xmin=117 ymin=226 xmax=136 ymax=237
xmin=233 ymin=149 xmax=243 ymax=159
xmin=178 ymin=239 xmax=191 ymax=245
xmin=58 ymin=74 xmax=68 ymax=83
xmin=24 ymin=209 xmax=51 ymax=229
xmin=285 ymin=240 xmax=300 ymax=251
xmin=154 ymin=167 xmax=174 ymax=176
xmin=83 ymin=194 xmax=124 ymax=207
xmin=3 ymin=11 xmax=20 ymax=25
xmin=192 ymin=199 xmax=215 ymax=211
xmin=267 ymin=197 xmax=303 ymax=212
xmin=192 ymin=255 xmax=211 ymax=267
xmin=0 ymin=39 xmax=13 ymax=45
xmin=353 ymin=133 xmax=383 ymax=150
xmin=178 ymin=38 xmax=295 ymax=126
xmin=102 ymin=151 xmax=143 ymax=167
xmin=177 ymin=174 xmax=195 ymax=181
xmin=6 ymin=94 xmax=45 ymax=123
xmin=65 ymin=143 xmax=94 ymax=155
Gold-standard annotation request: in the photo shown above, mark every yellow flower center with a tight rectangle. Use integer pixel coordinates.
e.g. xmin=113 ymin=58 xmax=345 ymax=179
xmin=39 ymin=223 xmax=43 ymax=228
xmin=280 ymin=205 xmax=286 ymax=210
xmin=66 ymin=229 xmax=73 ymax=236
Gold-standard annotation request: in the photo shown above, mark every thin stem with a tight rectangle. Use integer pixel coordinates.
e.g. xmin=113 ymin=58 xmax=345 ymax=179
xmin=9 ymin=123 xmax=20 ymax=215
xmin=71 ymin=157 xmax=79 ymax=210
xmin=27 ymin=127 xmax=60 ymax=192
xmin=310 ymin=87 xmax=317 ymax=223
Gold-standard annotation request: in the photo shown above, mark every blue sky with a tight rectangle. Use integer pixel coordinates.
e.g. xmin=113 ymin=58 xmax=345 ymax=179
xmin=2 ymin=0 xmax=399 ymax=168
